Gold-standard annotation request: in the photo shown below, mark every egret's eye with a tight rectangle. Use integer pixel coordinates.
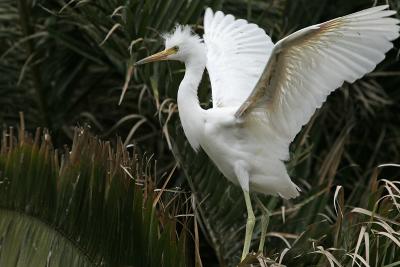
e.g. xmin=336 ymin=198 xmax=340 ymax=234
xmin=172 ymin=45 xmax=179 ymax=52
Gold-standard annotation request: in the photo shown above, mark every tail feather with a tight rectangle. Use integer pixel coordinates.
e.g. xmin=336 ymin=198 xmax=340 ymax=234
xmin=250 ymin=174 xmax=300 ymax=199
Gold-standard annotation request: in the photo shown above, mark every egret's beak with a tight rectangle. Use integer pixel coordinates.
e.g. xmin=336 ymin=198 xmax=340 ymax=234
xmin=134 ymin=47 xmax=177 ymax=65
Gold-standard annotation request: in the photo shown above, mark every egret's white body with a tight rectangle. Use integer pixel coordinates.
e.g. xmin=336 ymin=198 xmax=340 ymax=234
xmin=173 ymin=22 xmax=299 ymax=198
xmin=134 ymin=5 xmax=399 ymax=260
xmin=178 ymin=61 xmax=296 ymax=196
xmin=200 ymin=107 xmax=297 ymax=196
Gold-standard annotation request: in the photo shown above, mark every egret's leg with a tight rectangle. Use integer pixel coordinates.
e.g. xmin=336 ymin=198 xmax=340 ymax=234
xmin=258 ymin=207 xmax=270 ymax=253
xmin=241 ymin=190 xmax=255 ymax=261
xmin=256 ymin=197 xmax=271 ymax=254
xmin=234 ymin=162 xmax=255 ymax=261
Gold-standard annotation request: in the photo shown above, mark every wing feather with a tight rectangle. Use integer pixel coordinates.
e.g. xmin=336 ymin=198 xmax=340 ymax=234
xmin=236 ymin=5 xmax=399 ymax=141
xmin=203 ymin=8 xmax=274 ymax=107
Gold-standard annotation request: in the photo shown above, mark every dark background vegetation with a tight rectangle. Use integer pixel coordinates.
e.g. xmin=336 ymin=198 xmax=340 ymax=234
xmin=0 ymin=0 xmax=400 ymax=266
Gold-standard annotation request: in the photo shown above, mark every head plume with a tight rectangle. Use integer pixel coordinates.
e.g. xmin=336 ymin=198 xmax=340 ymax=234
xmin=161 ymin=24 xmax=205 ymax=63
xmin=162 ymin=24 xmax=202 ymax=48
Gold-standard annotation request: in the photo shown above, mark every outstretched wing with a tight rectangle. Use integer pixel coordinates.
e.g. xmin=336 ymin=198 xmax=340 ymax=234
xmin=236 ymin=5 xmax=399 ymax=141
xmin=203 ymin=8 xmax=274 ymax=108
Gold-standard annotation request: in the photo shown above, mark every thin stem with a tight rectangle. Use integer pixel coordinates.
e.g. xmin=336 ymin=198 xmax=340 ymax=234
xmin=16 ymin=0 xmax=50 ymax=127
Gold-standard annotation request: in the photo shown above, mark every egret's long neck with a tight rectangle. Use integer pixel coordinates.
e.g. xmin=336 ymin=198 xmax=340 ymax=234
xmin=177 ymin=54 xmax=206 ymax=151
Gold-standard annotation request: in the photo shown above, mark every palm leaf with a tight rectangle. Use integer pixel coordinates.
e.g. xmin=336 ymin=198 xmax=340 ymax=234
xmin=0 ymin=127 xmax=188 ymax=267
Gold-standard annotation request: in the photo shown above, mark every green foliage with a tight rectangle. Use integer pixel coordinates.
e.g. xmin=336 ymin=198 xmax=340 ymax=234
xmin=0 ymin=127 xmax=187 ymax=267
xmin=1 ymin=0 xmax=400 ymax=266
xmin=0 ymin=0 xmax=212 ymax=153
xmin=280 ymin=179 xmax=400 ymax=267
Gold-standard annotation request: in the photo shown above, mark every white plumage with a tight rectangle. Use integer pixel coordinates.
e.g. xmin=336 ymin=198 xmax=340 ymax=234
xmin=133 ymin=5 xmax=399 ymax=260
xmin=203 ymin=8 xmax=274 ymax=107
xmin=200 ymin=5 xmax=399 ymax=198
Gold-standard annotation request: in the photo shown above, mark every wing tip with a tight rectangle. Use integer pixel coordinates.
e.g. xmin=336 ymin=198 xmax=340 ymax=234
xmin=356 ymin=4 xmax=389 ymax=14
xmin=205 ymin=7 xmax=213 ymax=17
xmin=369 ymin=4 xmax=390 ymax=11
xmin=215 ymin=10 xmax=224 ymax=17
xmin=204 ymin=7 xmax=214 ymax=29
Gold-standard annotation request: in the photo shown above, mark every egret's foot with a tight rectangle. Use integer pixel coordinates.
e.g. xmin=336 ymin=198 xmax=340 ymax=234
xmin=241 ymin=190 xmax=256 ymax=261
xmin=238 ymin=252 xmax=286 ymax=267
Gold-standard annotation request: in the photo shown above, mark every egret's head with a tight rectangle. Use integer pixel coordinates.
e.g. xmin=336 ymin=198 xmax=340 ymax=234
xmin=135 ymin=25 xmax=205 ymax=65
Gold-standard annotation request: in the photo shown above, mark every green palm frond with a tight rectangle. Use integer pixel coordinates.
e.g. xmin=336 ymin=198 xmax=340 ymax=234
xmin=2 ymin=0 xmax=400 ymax=266
xmin=0 ymin=0 xmax=210 ymax=150
xmin=0 ymin=127 xmax=188 ymax=267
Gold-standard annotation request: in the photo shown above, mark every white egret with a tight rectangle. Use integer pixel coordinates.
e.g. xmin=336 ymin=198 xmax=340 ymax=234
xmin=133 ymin=5 xmax=399 ymax=261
